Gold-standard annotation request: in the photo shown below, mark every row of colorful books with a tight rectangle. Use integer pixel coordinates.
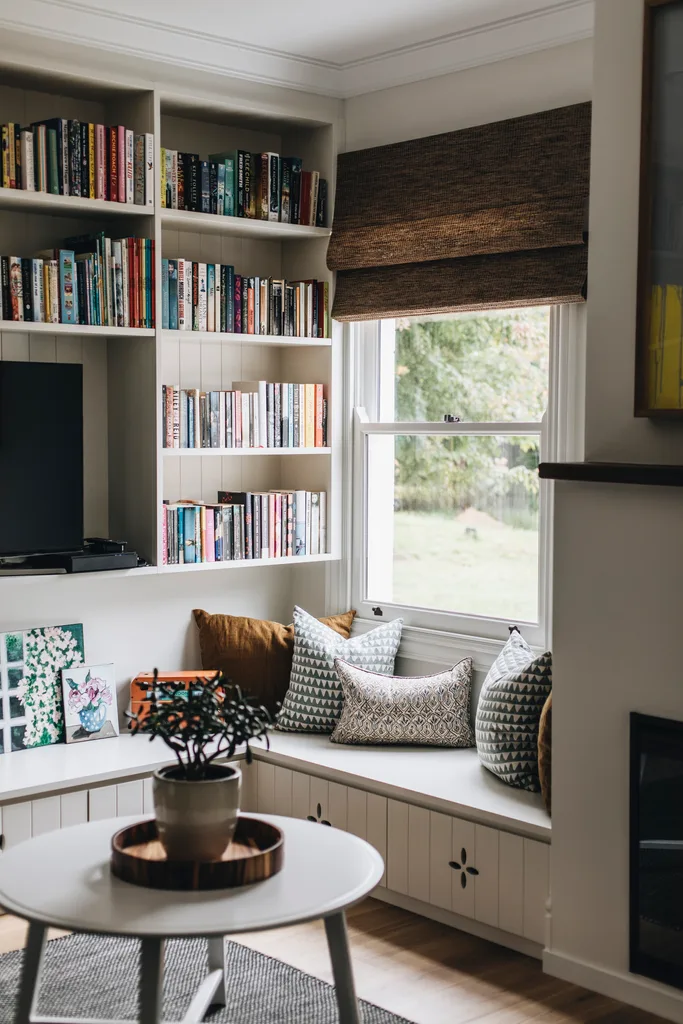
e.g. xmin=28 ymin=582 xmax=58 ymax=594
xmin=162 ymin=382 xmax=327 ymax=450
xmin=1 ymin=121 xmax=154 ymax=204
xmin=0 ymin=235 xmax=155 ymax=327
xmin=162 ymin=490 xmax=327 ymax=564
xmin=160 ymin=148 xmax=326 ymax=226
xmin=160 ymin=259 xmax=329 ymax=338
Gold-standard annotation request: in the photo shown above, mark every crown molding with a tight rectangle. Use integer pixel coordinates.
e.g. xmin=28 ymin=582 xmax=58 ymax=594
xmin=0 ymin=0 xmax=594 ymax=99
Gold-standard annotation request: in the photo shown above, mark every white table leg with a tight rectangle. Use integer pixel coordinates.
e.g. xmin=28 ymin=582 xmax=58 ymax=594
xmin=16 ymin=921 xmax=46 ymax=1024
xmin=324 ymin=912 xmax=361 ymax=1024
xmin=139 ymin=938 xmax=164 ymax=1024
xmin=207 ymin=936 xmax=226 ymax=1007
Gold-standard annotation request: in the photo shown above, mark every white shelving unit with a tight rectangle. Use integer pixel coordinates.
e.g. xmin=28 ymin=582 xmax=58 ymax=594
xmin=0 ymin=63 xmax=342 ymax=582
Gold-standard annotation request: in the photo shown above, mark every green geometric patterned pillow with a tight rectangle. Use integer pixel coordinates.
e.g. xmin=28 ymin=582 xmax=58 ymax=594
xmin=475 ymin=631 xmax=552 ymax=792
xmin=276 ymin=607 xmax=403 ymax=733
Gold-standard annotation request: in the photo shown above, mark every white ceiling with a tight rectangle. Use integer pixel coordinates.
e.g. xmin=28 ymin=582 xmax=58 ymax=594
xmin=1 ymin=0 xmax=594 ymax=96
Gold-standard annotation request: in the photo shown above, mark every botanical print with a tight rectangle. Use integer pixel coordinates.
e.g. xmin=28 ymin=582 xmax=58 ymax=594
xmin=0 ymin=624 xmax=85 ymax=753
xmin=61 ymin=663 xmax=119 ymax=744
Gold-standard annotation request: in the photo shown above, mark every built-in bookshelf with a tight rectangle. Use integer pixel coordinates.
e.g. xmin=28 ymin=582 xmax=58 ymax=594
xmin=0 ymin=64 xmax=340 ymax=581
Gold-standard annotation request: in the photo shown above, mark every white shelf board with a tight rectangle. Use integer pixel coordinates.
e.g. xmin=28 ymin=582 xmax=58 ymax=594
xmin=0 ymin=320 xmax=154 ymax=338
xmin=160 ymin=553 xmax=336 ymax=573
xmin=161 ymin=330 xmax=331 ymax=347
xmin=0 ymin=565 xmax=157 ymax=585
xmin=161 ymin=208 xmax=330 ymax=241
xmin=0 ymin=187 xmax=154 ymax=218
xmin=162 ymin=447 xmax=331 ymax=457
xmin=0 ymin=733 xmax=249 ymax=803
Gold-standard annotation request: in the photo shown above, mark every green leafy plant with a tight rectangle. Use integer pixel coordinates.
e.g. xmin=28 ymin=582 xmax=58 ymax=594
xmin=127 ymin=670 xmax=271 ymax=780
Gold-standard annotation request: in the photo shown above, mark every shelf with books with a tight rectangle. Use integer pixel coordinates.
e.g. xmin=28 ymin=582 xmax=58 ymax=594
xmin=0 ymin=188 xmax=155 ymax=218
xmin=160 ymin=208 xmax=330 ymax=240
xmin=162 ymin=447 xmax=331 ymax=457
xmin=160 ymin=330 xmax=331 ymax=347
xmin=0 ymin=320 xmax=154 ymax=337
xmin=159 ymin=553 xmax=336 ymax=574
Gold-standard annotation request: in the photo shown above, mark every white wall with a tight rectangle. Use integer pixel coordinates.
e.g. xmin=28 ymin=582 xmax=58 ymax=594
xmin=343 ymin=38 xmax=593 ymax=151
xmin=0 ymin=567 xmax=306 ymax=728
xmin=548 ymin=2 xmax=683 ymax=1020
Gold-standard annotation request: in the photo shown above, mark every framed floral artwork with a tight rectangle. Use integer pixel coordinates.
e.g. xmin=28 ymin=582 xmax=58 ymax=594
xmin=0 ymin=624 xmax=85 ymax=752
xmin=61 ymin=663 xmax=119 ymax=743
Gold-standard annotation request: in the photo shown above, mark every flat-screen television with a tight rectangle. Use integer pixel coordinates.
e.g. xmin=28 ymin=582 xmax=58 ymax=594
xmin=0 ymin=360 xmax=83 ymax=557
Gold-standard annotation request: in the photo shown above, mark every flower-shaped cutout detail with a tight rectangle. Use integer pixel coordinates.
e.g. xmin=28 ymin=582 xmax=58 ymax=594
xmin=307 ymin=802 xmax=331 ymax=826
xmin=449 ymin=847 xmax=479 ymax=889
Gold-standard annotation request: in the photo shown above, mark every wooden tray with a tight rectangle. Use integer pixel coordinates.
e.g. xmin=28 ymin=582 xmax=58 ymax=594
xmin=110 ymin=816 xmax=284 ymax=891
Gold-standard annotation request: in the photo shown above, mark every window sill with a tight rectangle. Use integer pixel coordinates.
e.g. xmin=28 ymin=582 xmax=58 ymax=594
xmin=351 ymin=619 xmax=537 ymax=672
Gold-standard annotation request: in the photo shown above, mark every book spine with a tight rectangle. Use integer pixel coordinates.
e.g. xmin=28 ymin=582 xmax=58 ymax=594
xmin=234 ymin=274 xmax=242 ymax=333
xmin=217 ymin=160 xmax=225 ymax=216
xmin=20 ymin=131 xmax=34 ymax=191
xmin=280 ymin=157 xmax=291 ymax=222
xmin=171 ymin=150 xmax=178 ymax=210
xmin=214 ymin=264 xmax=221 ymax=333
xmin=134 ymin=135 xmax=144 ymax=205
xmin=269 ymin=153 xmax=280 ymax=221
xmin=224 ymin=157 xmax=235 ymax=216
xmin=47 ymin=129 xmax=59 ymax=194
xmin=177 ymin=152 xmax=186 ymax=210
xmin=79 ymin=121 xmax=88 ymax=197
xmin=177 ymin=259 xmax=186 ymax=330
xmin=200 ymin=161 xmax=210 ymax=213
xmin=290 ymin=158 xmax=302 ymax=224
xmin=95 ymin=125 xmax=105 ymax=199
xmin=310 ymin=492 xmax=320 ymax=555
xmin=144 ymin=133 xmax=154 ymax=206
xmin=245 ymin=492 xmax=253 ymax=559
xmin=258 ymin=153 xmax=269 ymax=220
xmin=225 ymin=265 xmax=234 ymax=332
xmin=108 ymin=125 xmax=117 ymax=202
xmin=160 ymin=148 xmax=167 ymax=208
xmin=236 ymin=151 xmax=245 ymax=216
xmin=20 ymin=259 xmax=32 ymax=322
xmin=58 ymin=250 xmax=76 ymax=324
xmin=9 ymin=256 xmax=23 ymax=321
xmin=7 ymin=122 xmax=16 ymax=188
xmin=315 ymin=384 xmax=324 ymax=447
xmin=168 ymin=260 xmax=178 ymax=331
xmin=88 ymin=123 xmax=95 ymax=198
xmin=32 ymin=259 xmax=43 ymax=322
xmin=304 ymin=383 xmax=315 ymax=447
xmin=209 ymin=161 xmax=217 ymax=214
xmin=198 ymin=263 xmax=207 ymax=331
xmin=116 ymin=125 xmax=125 ymax=202
xmin=316 ymin=178 xmax=328 ymax=227
xmin=207 ymin=264 xmax=215 ymax=332
xmin=162 ymin=258 xmax=169 ymax=330
xmin=189 ymin=155 xmax=199 ymax=212
xmin=125 ymin=129 xmax=134 ymax=204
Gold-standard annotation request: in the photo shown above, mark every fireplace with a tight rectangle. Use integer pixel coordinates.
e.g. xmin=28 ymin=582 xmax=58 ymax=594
xmin=630 ymin=712 xmax=683 ymax=989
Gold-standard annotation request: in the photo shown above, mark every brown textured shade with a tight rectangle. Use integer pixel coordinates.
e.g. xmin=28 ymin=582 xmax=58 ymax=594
xmin=328 ymin=102 xmax=591 ymax=319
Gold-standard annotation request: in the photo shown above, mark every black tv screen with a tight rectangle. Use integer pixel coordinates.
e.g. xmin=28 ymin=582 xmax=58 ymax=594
xmin=0 ymin=360 xmax=83 ymax=556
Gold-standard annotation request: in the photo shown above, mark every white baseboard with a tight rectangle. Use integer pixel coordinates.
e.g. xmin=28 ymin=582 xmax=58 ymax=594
xmin=372 ymin=886 xmax=543 ymax=960
xmin=544 ymin=949 xmax=683 ymax=1023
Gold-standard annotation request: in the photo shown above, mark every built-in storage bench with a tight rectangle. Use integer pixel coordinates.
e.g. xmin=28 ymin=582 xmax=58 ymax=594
xmin=0 ymin=732 xmax=550 ymax=958
xmin=253 ymin=734 xmax=551 ymax=958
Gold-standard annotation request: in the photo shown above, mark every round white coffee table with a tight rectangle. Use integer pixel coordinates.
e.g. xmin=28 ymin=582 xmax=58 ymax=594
xmin=0 ymin=814 xmax=384 ymax=1024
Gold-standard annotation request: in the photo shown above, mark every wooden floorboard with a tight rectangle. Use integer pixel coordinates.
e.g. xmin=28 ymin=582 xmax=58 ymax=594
xmin=0 ymin=900 xmax=666 ymax=1023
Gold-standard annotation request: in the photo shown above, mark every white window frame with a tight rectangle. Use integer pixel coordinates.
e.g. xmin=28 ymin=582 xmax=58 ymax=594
xmin=347 ymin=305 xmax=586 ymax=650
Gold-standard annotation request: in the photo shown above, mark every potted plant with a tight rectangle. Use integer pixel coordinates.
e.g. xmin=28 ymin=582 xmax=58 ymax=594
xmin=128 ymin=671 xmax=271 ymax=862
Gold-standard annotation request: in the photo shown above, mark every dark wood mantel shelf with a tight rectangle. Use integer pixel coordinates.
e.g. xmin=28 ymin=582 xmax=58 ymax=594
xmin=539 ymin=463 xmax=683 ymax=487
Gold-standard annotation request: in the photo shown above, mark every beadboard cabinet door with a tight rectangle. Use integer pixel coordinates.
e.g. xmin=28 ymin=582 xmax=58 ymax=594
xmin=60 ymin=790 xmax=89 ymax=828
xmin=523 ymin=838 xmax=550 ymax=945
xmin=2 ymin=801 xmax=32 ymax=849
xmin=88 ymin=785 xmax=117 ymax=821
xmin=31 ymin=796 xmax=61 ymax=836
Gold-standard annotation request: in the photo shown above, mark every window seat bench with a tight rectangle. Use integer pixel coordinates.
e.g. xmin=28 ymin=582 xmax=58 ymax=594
xmin=0 ymin=731 xmax=550 ymax=958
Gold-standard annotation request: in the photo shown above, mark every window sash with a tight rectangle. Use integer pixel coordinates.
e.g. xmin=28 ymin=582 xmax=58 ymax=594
xmin=354 ymin=412 xmax=545 ymax=643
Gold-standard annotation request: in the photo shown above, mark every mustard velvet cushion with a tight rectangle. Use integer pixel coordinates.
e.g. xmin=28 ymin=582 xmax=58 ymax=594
xmin=193 ymin=608 xmax=356 ymax=713
xmin=538 ymin=692 xmax=552 ymax=815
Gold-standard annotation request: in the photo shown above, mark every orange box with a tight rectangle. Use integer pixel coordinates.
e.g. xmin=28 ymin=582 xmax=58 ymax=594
xmin=129 ymin=670 xmax=220 ymax=725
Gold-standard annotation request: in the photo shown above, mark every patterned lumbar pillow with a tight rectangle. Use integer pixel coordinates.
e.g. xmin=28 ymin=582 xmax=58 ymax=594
xmin=276 ymin=607 xmax=403 ymax=733
xmin=331 ymin=658 xmax=475 ymax=747
xmin=475 ymin=630 xmax=552 ymax=792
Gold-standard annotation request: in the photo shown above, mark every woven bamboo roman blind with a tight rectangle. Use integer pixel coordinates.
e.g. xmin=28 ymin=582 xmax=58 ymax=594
xmin=328 ymin=102 xmax=591 ymax=321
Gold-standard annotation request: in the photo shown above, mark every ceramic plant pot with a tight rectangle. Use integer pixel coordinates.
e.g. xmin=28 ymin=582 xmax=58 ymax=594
xmin=153 ymin=763 xmax=241 ymax=862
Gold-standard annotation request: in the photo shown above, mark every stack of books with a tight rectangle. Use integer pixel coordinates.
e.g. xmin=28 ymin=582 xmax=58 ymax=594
xmin=1 ymin=121 xmax=154 ymax=204
xmin=160 ymin=148 xmax=327 ymax=226
xmin=162 ymin=381 xmax=327 ymax=449
xmin=161 ymin=258 xmax=329 ymax=337
xmin=162 ymin=490 xmax=327 ymax=564
xmin=0 ymin=233 xmax=155 ymax=327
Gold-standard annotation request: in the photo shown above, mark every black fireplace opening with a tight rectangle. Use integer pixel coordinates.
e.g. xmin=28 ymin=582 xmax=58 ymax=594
xmin=630 ymin=712 xmax=683 ymax=990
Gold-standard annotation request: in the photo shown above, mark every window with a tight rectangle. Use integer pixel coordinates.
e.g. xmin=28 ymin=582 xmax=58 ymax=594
xmin=351 ymin=306 xmax=582 ymax=644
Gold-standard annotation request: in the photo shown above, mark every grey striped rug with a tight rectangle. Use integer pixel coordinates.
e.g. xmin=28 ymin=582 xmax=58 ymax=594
xmin=0 ymin=933 xmax=413 ymax=1023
